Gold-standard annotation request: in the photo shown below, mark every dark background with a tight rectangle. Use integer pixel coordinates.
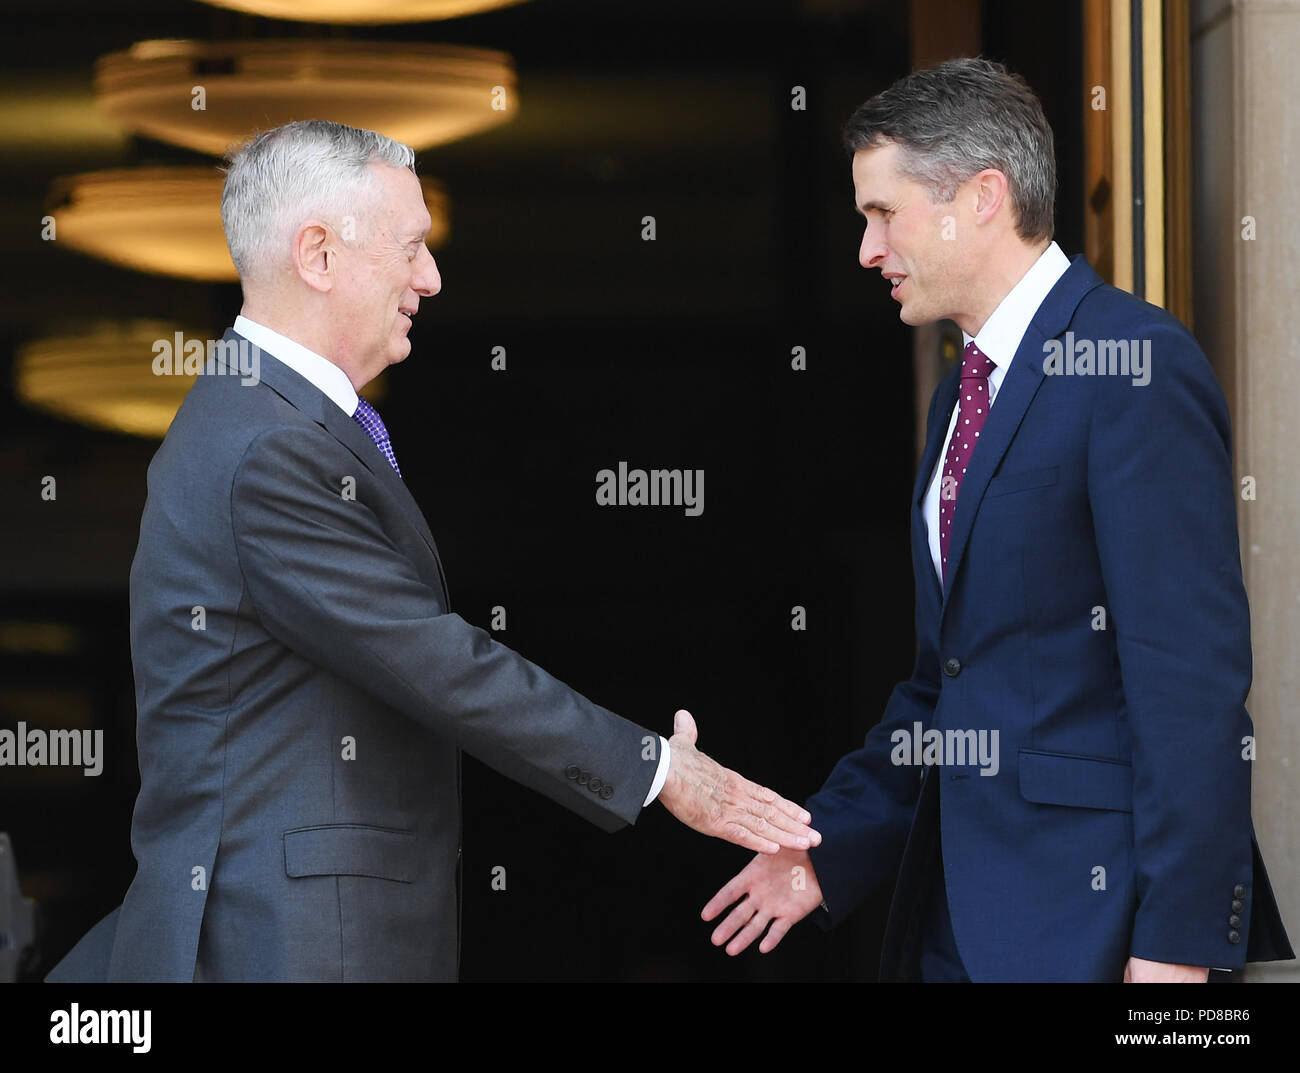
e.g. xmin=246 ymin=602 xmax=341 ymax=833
xmin=0 ymin=0 xmax=1082 ymax=981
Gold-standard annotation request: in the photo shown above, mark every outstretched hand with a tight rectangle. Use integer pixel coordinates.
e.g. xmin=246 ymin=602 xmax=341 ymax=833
xmin=656 ymin=709 xmax=820 ymax=854
xmin=702 ymin=847 xmax=824 ymax=955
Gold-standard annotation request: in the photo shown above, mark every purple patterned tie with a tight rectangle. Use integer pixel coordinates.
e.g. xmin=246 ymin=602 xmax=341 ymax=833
xmin=352 ymin=395 xmax=402 ymax=478
xmin=939 ymin=341 xmax=995 ymax=582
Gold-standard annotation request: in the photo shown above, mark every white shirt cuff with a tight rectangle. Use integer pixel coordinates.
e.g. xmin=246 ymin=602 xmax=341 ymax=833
xmin=643 ymin=737 xmax=671 ymax=806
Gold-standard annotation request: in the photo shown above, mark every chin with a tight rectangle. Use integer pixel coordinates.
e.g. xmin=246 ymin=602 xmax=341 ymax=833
xmin=898 ymin=298 xmax=938 ymax=327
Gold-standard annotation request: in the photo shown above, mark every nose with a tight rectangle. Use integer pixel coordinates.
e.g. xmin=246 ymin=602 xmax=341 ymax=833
xmin=859 ymin=225 xmax=887 ymax=269
xmin=414 ymin=244 xmax=441 ymax=297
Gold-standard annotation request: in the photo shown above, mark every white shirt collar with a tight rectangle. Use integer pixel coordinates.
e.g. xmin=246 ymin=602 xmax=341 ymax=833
xmin=233 ymin=314 xmax=359 ymax=417
xmin=961 ymin=241 xmax=1072 ymax=373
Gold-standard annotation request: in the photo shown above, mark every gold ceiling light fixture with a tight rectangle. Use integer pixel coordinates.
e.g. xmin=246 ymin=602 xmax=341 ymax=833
xmin=16 ymin=320 xmax=208 ymax=439
xmin=48 ymin=168 xmax=234 ymax=282
xmin=95 ymin=39 xmax=517 ymax=156
xmin=195 ymin=0 xmax=529 ymax=23
xmin=46 ymin=167 xmax=449 ymax=282
xmin=16 ymin=321 xmax=391 ymax=439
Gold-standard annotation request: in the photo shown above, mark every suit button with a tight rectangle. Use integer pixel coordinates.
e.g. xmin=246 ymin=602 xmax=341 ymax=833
xmin=1228 ymin=930 xmax=1241 ymax=944
xmin=565 ymin=764 xmax=580 ymax=780
xmin=1231 ymin=899 xmax=1244 ymax=913
xmin=600 ymin=785 xmax=614 ymax=800
xmin=943 ymin=658 xmax=962 ymax=677
xmin=1229 ymin=914 xmax=1242 ymax=928
xmin=589 ymin=777 xmax=603 ymax=794
xmin=577 ymin=770 xmax=590 ymax=785
xmin=1233 ymin=884 xmax=1246 ymax=898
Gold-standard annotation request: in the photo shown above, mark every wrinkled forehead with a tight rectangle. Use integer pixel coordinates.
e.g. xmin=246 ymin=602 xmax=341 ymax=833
xmin=363 ymin=163 xmax=431 ymax=238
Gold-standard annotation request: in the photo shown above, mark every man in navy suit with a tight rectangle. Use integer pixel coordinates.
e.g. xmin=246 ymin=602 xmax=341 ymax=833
xmin=703 ymin=58 xmax=1293 ymax=982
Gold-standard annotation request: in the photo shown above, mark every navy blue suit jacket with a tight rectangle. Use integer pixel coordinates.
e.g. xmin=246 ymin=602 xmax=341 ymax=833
xmin=805 ymin=255 xmax=1293 ymax=981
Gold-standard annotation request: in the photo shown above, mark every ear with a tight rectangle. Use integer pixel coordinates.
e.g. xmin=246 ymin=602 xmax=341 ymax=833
xmin=294 ymin=221 xmax=335 ymax=294
xmin=969 ymin=168 xmax=1011 ymax=226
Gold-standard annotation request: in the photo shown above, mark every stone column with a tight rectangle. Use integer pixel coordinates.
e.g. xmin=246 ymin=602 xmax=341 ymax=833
xmin=1191 ymin=0 xmax=1300 ymax=981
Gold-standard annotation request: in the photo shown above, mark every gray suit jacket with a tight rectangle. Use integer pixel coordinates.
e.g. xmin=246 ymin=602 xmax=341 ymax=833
xmin=47 ymin=328 xmax=658 ymax=982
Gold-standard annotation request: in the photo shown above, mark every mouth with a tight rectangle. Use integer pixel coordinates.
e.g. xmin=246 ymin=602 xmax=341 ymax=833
xmin=398 ymin=308 xmax=416 ymax=327
xmin=884 ymin=273 xmax=907 ymax=300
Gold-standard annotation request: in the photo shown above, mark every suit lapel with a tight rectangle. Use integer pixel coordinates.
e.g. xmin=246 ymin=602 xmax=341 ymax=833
xmin=216 ymin=328 xmax=451 ymax=604
xmin=913 ymin=373 xmax=957 ymax=609
xmin=937 ymin=326 xmax=1048 ymax=604
xmin=931 ymin=256 xmax=1106 ymax=608
xmin=319 ymin=400 xmax=440 ymax=553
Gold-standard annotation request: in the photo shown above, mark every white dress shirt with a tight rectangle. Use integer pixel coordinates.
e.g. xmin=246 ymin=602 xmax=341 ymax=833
xmin=921 ymin=243 xmax=1071 ymax=582
xmin=234 ymin=314 xmax=360 ymax=416
xmin=233 ymin=315 xmax=672 ymax=805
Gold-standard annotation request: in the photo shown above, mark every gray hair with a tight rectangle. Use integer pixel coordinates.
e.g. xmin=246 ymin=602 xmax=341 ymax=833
xmin=843 ymin=57 xmax=1056 ymax=243
xmin=220 ymin=119 xmax=416 ymax=285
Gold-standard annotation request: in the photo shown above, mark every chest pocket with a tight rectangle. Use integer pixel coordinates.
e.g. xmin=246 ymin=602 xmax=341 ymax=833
xmin=985 ymin=465 xmax=1059 ymax=498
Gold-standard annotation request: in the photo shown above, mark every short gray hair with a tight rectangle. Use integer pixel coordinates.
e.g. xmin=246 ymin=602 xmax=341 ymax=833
xmin=843 ymin=57 xmax=1056 ymax=243
xmin=220 ymin=119 xmax=416 ymax=285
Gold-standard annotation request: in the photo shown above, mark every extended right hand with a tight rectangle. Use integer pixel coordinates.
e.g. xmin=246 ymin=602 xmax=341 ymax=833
xmin=701 ymin=847 xmax=824 ymax=955
xmin=656 ymin=709 xmax=820 ymax=854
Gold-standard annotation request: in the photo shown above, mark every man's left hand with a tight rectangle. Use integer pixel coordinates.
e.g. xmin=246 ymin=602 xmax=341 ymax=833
xmin=1123 ymin=956 xmax=1210 ymax=982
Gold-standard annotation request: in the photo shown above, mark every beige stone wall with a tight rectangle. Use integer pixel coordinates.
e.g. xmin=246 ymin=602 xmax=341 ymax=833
xmin=1191 ymin=0 xmax=1300 ymax=981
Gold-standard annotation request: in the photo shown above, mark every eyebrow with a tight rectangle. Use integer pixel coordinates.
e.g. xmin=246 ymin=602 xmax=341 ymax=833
xmin=856 ymin=200 xmax=893 ymax=216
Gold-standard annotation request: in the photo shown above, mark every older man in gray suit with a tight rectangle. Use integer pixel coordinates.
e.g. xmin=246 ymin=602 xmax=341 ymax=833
xmin=47 ymin=120 xmax=817 ymax=983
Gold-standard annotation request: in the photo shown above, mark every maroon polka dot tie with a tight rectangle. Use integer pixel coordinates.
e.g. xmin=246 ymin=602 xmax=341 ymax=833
xmin=939 ymin=341 xmax=995 ymax=583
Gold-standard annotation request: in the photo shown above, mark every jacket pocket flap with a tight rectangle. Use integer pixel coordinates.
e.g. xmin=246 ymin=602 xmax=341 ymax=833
xmin=985 ymin=465 xmax=1059 ymax=498
xmin=1019 ymin=749 xmax=1132 ymax=812
xmin=283 ymin=824 xmax=417 ymax=882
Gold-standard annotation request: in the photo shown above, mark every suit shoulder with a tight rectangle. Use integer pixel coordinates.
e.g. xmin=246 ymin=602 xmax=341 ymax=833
xmin=147 ymin=376 xmax=346 ymax=512
xmin=1075 ymin=283 xmax=1202 ymax=353
xmin=170 ymin=375 xmax=325 ymax=458
xmin=1064 ymin=286 xmax=1233 ymax=453
xmin=1067 ymin=283 xmax=1223 ymax=396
